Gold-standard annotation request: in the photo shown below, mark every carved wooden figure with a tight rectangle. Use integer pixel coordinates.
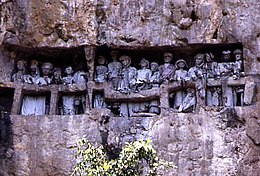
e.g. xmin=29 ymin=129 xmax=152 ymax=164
xmin=35 ymin=62 xmax=53 ymax=86
xmin=172 ymin=59 xmax=188 ymax=109
xmin=159 ymin=52 xmax=175 ymax=83
xmin=51 ymin=67 xmax=62 ymax=85
xmin=11 ymin=60 xmax=27 ymax=83
xmin=178 ymin=88 xmax=196 ymax=112
xmin=219 ymin=51 xmax=234 ymax=107
xmin=233 ymin=49 xmax=243 ymax=80
xmin=206 ymin=87 xmax=222 ymax=107
xmin=62 ymin=66 xmax=74 ymax=85
xmin=150 ymin=62 xmax=161 ymax=88
xmin=187 ymin=54 xmax=206 ymax=101
xmin=118 ymin=55 xmax=137 ymax=94
xmin=204 ymin=53 xmax=218 ymax=78
xmin=94 ymin=56 xmax=108 ymax=83
xmin=136 ymin=58 xmax=152 ymax=91
xmin=93 ymin=93 xmax=106 ymax=109
xmin=108 ymin=50 xmax=122 ymax=90
xmin=23 ymin=60 xmax=40 ymax=84
xmin=61 ymin=66 xmax=76 ymax=115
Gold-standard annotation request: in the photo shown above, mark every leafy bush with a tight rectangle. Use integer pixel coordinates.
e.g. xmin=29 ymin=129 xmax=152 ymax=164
xmin=71 ymin=139 xmax=175 ymax=176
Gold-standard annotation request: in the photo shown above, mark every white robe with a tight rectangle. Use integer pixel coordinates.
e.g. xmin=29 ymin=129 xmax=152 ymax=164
xmin=21 ymin=96 xmax=46 ymax=115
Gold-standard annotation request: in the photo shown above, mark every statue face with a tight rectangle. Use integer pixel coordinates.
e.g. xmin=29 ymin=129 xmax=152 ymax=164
xmin=177 ymin=61 xmax=185 ymax=69
xmin=164 ymin=53 xmax=173 ymax=63
xmin=140 ymin=60 xmax=148 ymax=68
xmin=42 ymin=67 xmax=51 ymax=76
xmin=110 ymin=51 xmax=118 ymax=60
xmin=195 ymin=56 xmax=204 ymax=66
xmin=122 ymin=58 xmax=131 ymax=67
xmin=54 ymin=70 xmax=61 ymax=79
xmin=17 ymin=60 xmax=25 ymax=71
xmin=98 ymin=56 xmax=106 ymax=65
xmin=151 ymin=64 xmax=158 ymax=71
xmin=65 ymin=67 xmax=73 ymax=75
xmin=205 ymin=55 xmax=212 ymax=62
xmin=30 ymin=67 xmax=37 ymax=74
xmin=222 ymin=53 xmax=230 ymax=61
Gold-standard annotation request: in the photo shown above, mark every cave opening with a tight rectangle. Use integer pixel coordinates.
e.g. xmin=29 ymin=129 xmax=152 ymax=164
xmin=0 ymin=87 xmax=14 ymax=162
xmin=0 ymin=87 xmax=14 ymax=114
xmin=7 ymin=45 xmax=88 ymax=78
xmin=96 ymin=43 xmax=243 ymax=69
xmin=58 ymin=91 xmax=86 ymax=115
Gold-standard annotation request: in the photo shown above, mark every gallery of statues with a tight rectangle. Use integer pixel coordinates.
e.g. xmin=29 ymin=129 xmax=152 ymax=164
xmin=6 ymin=47 xmax=251 ymax=118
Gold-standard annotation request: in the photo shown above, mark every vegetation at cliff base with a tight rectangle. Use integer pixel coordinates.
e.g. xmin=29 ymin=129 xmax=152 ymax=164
xmin=71 ymin=139 xmax=175 ymax=176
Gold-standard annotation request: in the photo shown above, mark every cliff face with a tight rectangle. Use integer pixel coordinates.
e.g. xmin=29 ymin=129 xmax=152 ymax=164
xmin=1 ymin=0 xmax=96 ymax=47
xmin=0 ymin=0 xmax=260 ymax=176
xmin=1 ymin=0 xmax=259 ymax=73
xmin=6 ymin=107 xmax=260 ymax=176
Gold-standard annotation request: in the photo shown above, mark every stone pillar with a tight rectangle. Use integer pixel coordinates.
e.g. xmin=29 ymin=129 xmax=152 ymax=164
xmin=160 ymin=84 xmax=169 ymax=116
xmin=84 ymin=46 xmax=96 ymax=81
xmin=244 ymin=76 xmax=256 ymax=105
xmin=11 ymin=88 xmax=22 ymax=115
xmin=49 ymin=91 xmax=59 ymax=115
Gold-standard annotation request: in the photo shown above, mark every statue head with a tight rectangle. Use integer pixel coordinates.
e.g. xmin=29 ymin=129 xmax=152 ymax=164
xmin=119 ymin=55 xmax=131 ymax=68
xmin=163 ymin=52 xmax=173 ymax=63
xmin=41 ymin=62 xmax=53 ymax=76
xmin=150 ymin=62 xmax=159 ymax=72
xmin=110 ymin=50 xmax=119 ymax=61
xmin=53 ymin=67 xmax=62 ymax=79
xmin=233 ymin=49 xmax=242 ymax=61
xmin=16 ymin=60 xmax=27 ymax=71
xmin=175 ymin=59 xmax=187 ymax=69
xmin=65 ymin=66 xmax=73 ymax=75
xmin=221 ymin=50 xmax=231 ymax=62
xmin=139 ymin=58 xmax=149 ymax=68
xmin=194 ymin=53 xmax=205 ymax=67
xmin=30 ymin=60 xmax=39 ymax=75
xmin=205 ymin=53 xmax=215 ymax=63
xmin=98 ymin=56 xmax=107 ymax=65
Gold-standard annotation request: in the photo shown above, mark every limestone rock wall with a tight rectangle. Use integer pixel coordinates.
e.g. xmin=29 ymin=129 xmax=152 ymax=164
xmin=5 ymin=106 xmax=260 ymax=176
xmin=1 ymin=0 xmax=97 ymax=47
xmin=10 ymin=115 xmax=101 ymax=176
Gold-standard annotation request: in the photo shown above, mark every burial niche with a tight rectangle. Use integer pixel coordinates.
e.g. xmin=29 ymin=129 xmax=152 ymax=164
xmin=105 ymin=99 xmax=160 ymax=117
xmin=10 ymin=47 xmax=89 ymax=86
xmin=94 ymin=43 xmax=246 ymax=114
xmin=20 ymin=91 xmax=51 ymax=115
xmin=232 ymin=85 xmax=244 ymax=106
xmin=58 ymin=92 xmax=86 ymax=115
xmin=0 ymin=87 xmax=14 ymax=114
xmin=93 ymin=91 xmax=106 ymax=109
xmin=170 ymin=88 xmax=196 ymax=113
xmin=0 ymin=87 xmax=14 ymax=142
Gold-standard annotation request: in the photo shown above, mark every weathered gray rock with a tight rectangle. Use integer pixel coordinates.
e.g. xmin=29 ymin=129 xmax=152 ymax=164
xmin=246 ymin=117 xmax=260 ymax=145
xmin=244 ymin=77 xmax=256 ymax=105
xmin=11 ymin=115 xmax=102 ymax=176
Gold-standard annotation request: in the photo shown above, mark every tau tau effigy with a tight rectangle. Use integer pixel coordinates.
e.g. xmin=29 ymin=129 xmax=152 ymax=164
xmin=6 ymin=46 xmax=255 ymax=117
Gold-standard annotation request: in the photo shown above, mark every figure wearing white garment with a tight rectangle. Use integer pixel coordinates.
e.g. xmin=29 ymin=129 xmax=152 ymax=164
xmin=136 ymin=58 xmax=152 ymax=91
xmin=171 ymin=59 xmax=188 ymax=109
xmin=61 ymin=66 xmax=76 ymax=115
xmin=21 ymin=62 xmax=52 ymax=115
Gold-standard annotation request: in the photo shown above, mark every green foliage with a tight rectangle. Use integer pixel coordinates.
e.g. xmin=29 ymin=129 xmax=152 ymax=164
xmin=71 ymin=139 xmax=175 ymax=176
